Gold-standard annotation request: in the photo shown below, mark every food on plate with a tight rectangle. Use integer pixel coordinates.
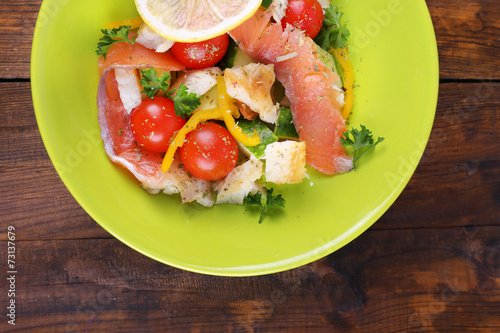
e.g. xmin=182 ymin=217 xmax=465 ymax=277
xmin=171 ymin=34 xmax=230 ymax=69
xmin=179 ymin=122 xmax=239 ymax=181
xmin=95 ymin=0 xmax=383 ymax=222
xmin=229 ymin=5 xmax=351 ymax=174
xmin=281 ymin=0 xmax=324 ymax=38
xmin=134 ymin=0 xmax=262 ymax=43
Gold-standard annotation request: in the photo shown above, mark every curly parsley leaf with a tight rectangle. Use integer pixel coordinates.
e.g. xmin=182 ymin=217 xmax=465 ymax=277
xmin=139 ymin=68 xmax=200 ymax=118
xmin=313 ymin=5 xmax=350 ymax=51
xmin=96 ymin=25 xmax=136 ymax=58
xmin=244 ymin=188 xmax=285 ymax=224
xmin=167 ymin=84 xmax=201 ymax=119
xmin=340 ymin=125 xmax=385 ymax=170
xmin=140 ymin=68 xmax=172 ymax=99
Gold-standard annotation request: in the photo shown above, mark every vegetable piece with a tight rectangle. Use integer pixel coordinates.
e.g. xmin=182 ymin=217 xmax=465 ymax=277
xmin=217 ymin=75 xmax=260 ymax=146
xmin=139 ymin=67 xmax=201 ymax=118
xmin=238 ymin=119 xmax=278 ymax=159
xmin=332 ymin=48 xmax=354 ymax=119
xmin=281 ymin=0 xmax=324 ymax=39
xmin=274 ymin=107 xmax=299 ymax=139
xmin=217 ymin=39 xmax=253 ymax=69
xmin=96 ymin=25 xmax=136 ymax=58
xmin=161 ymin=75 xmax=262 ymax=173
xmin=313 ymin=5 xmax=350 ymax=51
xmin=171 ymin=34 xmax=230 ymax=69
xmin=179 ymin=122 xmax=239 ymax=181
xmin=340 ymin=125 xmax=385 ymax=170
xmin=130 ymin=97 xmax=186 ymax=153
xmin=169 ymin=84 xmax=202 ymax=119
xmin=311 ymin=5 xmax=353 ymax=119
xmin=243 ymin=188 xmax=286 ymax=224
xmin=161 ymin=107 xmax=223 ymax=172
xmin=104 ymin=17 xmax=144 ymax=30
xmin=140 ymin=67 xmax=171 ymax=98
xmin=314 ymin=44 xmax=343 ymax=87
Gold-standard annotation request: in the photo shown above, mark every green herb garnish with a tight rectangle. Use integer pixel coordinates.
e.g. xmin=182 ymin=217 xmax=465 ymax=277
xmin=96 ymin=25 xmax=136 ymax=58
xmin=169 ymin=84 xmax=201 ymax=119
xmin=244 ymin=188 xmax=285 ymax=224
xmin=340 ymin=125 xmax=385 ymax=170
xmin=314 ymin=5 xmax=350 ymax=51
xmin=140 ymin=68 xmax=172 ymax=98
xmin=139 ymin=68 xmax=201 ymax=119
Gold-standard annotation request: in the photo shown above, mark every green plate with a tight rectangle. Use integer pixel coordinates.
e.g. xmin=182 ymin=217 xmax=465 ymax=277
xmin=31 ymin=0 xmax=438 ymax=276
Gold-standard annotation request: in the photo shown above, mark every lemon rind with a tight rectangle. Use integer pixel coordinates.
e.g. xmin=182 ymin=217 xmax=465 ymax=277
xmin=134 ymin=0 xmax=261 ymax=43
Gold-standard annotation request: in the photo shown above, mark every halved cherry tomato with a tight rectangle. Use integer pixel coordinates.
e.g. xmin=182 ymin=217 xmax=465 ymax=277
xmin=179 ymin=122 xmax=238 ymax=181
xmin=170 ymin=34 xmax=229 ymax=69
xmin=130 ymin=97 xmax=186 ymax=153
xmin=282 ymin=0 xmax=324 ymax=39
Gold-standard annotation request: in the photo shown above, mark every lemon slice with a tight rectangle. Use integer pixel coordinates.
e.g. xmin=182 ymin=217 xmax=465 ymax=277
xmin=134 ymin=0 xmax=262 ymax=43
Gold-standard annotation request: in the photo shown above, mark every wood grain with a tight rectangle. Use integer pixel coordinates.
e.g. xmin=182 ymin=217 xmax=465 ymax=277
xmin=0 ymin=226 xmax=498 ymax=332
xmin=427 ymin=0 xmax=500 ymax=80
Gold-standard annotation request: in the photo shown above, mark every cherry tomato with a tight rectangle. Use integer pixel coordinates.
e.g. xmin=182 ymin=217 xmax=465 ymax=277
xmin=179 ymin=122 xmax=238 ymax=181
xmin=170 ymin=34 xmax=229 ymax=69
xmin=130 ymin=97 xmax=186 ymax=153
xmin=281 ymin=0 xmax=324 ymax=39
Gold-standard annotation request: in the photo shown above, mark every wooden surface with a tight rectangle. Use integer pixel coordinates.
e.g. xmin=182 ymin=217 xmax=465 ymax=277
xmin=1 ymin=0 xmax=499 ymax=331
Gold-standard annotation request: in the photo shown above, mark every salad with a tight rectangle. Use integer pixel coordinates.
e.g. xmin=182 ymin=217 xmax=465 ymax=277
xmin=96 ymin=0 xmax=383 ymax=222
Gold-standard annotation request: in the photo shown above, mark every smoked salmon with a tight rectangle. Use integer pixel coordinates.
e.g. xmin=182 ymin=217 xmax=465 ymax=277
xmin=229 ymin=8 xmax=353 ymax=174
xmin=97 ymin=41 xmax=214 ymax=205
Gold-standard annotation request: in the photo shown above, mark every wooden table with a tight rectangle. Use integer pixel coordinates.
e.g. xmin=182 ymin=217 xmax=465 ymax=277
xmin=1 ymin=0 xmax=499 ymax=331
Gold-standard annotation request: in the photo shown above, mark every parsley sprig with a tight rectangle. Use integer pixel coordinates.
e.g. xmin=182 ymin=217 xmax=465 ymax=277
xmin=139 ymin=68 xmax=201 ymax=119
xmin=96 ymin=25 xmax=136 ymax=58
xmin=140 ymin=68 xmax=171 ymax=99
xmin=244 ymin=188 xmax=285 ymax=224
xmin=171 ymin=84 xmax=202 ymax=119
xmin=314 ymin=5 xmax=350 ymax=51
xmin=340 ymin=125 xmax=385 ymax=170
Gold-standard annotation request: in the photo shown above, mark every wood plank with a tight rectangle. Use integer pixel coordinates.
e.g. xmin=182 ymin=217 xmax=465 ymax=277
xmin=0 ymin=0 xmax=499 ymax=79
xmin=427 ymin=0 xmax=500 ymax=80
xmin=374 ymin=81 xmax=500 ymax=229
xmin=1 ymin=226 xmax=498 ymax=332
xmin=0 ymin=0 xmax=41 ymax=79
xmin=0 ymin=82 xmax=111 ymax=240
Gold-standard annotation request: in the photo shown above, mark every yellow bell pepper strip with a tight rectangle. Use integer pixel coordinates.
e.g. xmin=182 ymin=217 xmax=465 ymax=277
xmin=216 ymin=75 xmax=240 ymax=118
xmin=217 ymin=75 xmax=260 ymax=146
xmin=161 ymin=76 xmax=261 ymax=173
xmin=331 ymin=47 xmax=354 ymax=120
xmin=104 ymin=17 xmax=144 ymax=30
xmin=161 ymin=108 xmax=223 ymax=173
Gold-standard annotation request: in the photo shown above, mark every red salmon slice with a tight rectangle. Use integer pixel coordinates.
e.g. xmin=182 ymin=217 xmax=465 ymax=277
xmin=98 ymin=34 xmax=184 ymax=76
xmin=97 ymin=41 xmax=214 ymax=204
xmin=229 ymin=8 xmax=353 ymax=174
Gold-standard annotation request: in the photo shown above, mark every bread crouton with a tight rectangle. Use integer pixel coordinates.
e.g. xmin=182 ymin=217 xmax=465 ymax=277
xmin=213 ymin=158 xmax=264 ymax=205
xmin=264 ymin=141 xmax=307 ymax=185
xmin=224 ymin=63 xmax=279 ymax=123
